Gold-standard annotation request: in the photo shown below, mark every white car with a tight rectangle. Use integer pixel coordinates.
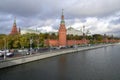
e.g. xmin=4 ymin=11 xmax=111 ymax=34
xmin=0 ymin=50 xmax=14 ymax=57
xmin=0 ymin=52 xmax=4 ymax=57
xmin=6 ymin=52 xmax=14 ymax=57
xmin=0 ymin=50 xmax=5 ymax=57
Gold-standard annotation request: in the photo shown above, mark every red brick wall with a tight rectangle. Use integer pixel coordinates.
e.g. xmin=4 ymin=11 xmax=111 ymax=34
xmin=45 ymin=39 xmax=90 ymax=47
xmin=45 ymin=39 xmax=59 ymax=47
xmin=67 ymin=39 xmax=89 ymax=46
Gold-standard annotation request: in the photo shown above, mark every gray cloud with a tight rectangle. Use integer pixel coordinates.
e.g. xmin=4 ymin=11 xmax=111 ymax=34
xmin=1 ymin=0 xmax=119 ymax=18
xmin=66 ymin=0 xmax=120 ymax=17
xmin=110 ymin=18 xmax=120 ymax=25
xmin=0 ymin=0 xmax=120 ymax=36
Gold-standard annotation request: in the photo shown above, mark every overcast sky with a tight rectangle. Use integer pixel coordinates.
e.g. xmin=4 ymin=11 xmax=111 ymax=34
xmin=0 ymin=0 xmax=120 ymax=36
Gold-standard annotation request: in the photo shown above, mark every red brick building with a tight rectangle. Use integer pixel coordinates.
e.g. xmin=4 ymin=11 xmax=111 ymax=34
xmin=45 ymin=10 xmax=89 ymax=47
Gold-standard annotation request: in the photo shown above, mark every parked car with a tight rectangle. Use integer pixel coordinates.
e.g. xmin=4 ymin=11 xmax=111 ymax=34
xmin=0 ymin=52 xmax=4 ymax=57
xmin=0 ymin=50 xmax=14 ymax=57
xmin=6 ymin=52 xmax=14 ymax=57
xmin=26 ymin=49 xmax=36 ymax=55
xmin=0 ymin=50 xmax=5 ymax=57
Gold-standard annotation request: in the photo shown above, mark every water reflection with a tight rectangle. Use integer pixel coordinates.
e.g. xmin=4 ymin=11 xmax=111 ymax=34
xmin=58 ymin=55 xmax=67 ymax=80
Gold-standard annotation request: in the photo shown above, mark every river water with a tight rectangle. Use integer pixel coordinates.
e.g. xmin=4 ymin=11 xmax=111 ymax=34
xmin=0 ymin=45 xmax=120 ymax=80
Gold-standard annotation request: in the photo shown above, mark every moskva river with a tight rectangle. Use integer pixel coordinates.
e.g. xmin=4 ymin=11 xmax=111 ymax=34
xmin=0 ymin=45 xmax=120 ymax=80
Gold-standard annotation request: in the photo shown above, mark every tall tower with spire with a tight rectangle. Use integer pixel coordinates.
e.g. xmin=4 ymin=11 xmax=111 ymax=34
xmin=10 ymin=17 xmax=19 ymax=35
xmin=58 ymin=9 xmax=67 ymax=47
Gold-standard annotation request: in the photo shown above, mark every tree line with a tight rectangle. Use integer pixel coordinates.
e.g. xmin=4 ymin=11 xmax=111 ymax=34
xmin=0 ymin=33 xmax=119 ymax=49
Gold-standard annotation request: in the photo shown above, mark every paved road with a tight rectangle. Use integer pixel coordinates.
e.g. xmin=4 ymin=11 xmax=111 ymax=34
xmin=0 ymin=44 xmax=113 ymax=61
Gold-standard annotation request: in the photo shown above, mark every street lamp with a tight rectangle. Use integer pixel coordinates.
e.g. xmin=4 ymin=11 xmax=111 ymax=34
xmin=74 ymin=40 xmax=77 ymax=50
xmin=37 ymin=40 xmax=39 ymax=49
xmin=82 ymin=25 xmax=86 ymax=45
xmin=36 ymin=39 xmax=39 ymax=53
xmin=30 ymin=38 xmax=33 ymax=55
xmin=3 ymin=38 xmax=6 ymax=60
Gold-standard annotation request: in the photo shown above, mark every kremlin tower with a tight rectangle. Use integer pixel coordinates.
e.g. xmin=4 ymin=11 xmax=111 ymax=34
xmin=44 ymin=9 xmax=89 ymax=47
xmin=58 ymin=9 xmax=67 ymax=47
xmin=10 ymin=17 xmax=20 ymax=35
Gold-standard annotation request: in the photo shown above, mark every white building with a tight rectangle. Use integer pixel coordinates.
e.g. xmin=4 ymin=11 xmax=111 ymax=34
xmin=21 ymin=29 xmax=40 ymax=34
xmin=67 ymin=27 xmax=83 ymax=36
xmin=20 ymin=27 xmax=90 ymax=36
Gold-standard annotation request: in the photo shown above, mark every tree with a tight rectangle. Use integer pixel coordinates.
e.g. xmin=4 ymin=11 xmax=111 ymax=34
xmin=19 ymin=36 xmax=29 ymax=48
xmin=93 ymin=34 xmax=104 ymax=43
xmin=49 ymin=33 xmax=58 ymax=39
xmin=13 ymin=40 xmax=20 ymax=48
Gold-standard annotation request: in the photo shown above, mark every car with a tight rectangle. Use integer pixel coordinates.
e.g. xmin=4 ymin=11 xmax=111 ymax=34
xmin=6 ymin=52 xmax=14 ymax=57
xmin=0 ymin=50 xmax=5 ymax=57
xmin=26 ymin=49 xmax=36 ymax=55
xmin=0 ymin=50 xmax=14 ymax=57
xmin=59 ymin=46 xmax=67 ymax=49
xmin=0 ymin=52 xmax=4 ymax=57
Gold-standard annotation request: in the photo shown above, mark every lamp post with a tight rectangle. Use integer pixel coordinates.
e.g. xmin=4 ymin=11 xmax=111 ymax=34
xmin=48 ymin=33 xmax=52 ymax=52
xmin=36 ymin=27 xmax=39 ymax=52
xmin=82 ymin=25 xmax=86 ymax=45
xmin=74 ymin=40 xmax=77 ymax=50
xmin=3 ymin=38 xmax=6 ymax=60
xmin=37 ymin=40 xmax=39 ymax=49
xmin=36 ymin=39 xmax=39 ymax=53
xmin=30 ymin=38 xmax=33 ymax=55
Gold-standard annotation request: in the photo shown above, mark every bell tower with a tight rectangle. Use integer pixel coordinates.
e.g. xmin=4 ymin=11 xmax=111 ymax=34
xmin=58 ymin=9 xmax=67 ymax=47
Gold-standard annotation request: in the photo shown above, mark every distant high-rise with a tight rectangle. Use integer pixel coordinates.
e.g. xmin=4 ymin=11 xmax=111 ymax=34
xmin=10 ymin=17 xmax=19 ymax=35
